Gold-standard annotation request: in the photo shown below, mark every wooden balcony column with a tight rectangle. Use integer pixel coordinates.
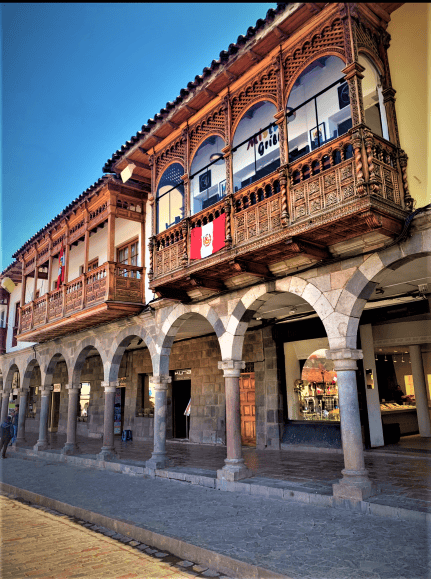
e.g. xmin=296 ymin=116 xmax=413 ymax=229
xmin=64 ymin=221 xmax=70 ymax=284
xmin=341 ymin=61 xmax=366 ymax=128
xmin=148 ymin=154 xmax=157 ymax=237
xmin=182 ymin=127 xmax=190 ymax=217
xmin=33 ymin=251 xmax=39 ymax=302
xmin=107 ymin=198 xmax=116 ymax=263
xmin=20 ymin=258 xmax=26 ymax=307
xmin=46 ymin=236 xmax=53 ymax=294
xmin=222 ymin=139 xmax=234 ymax=249
xmin=278 ymin=163 xmax=290 ymax=226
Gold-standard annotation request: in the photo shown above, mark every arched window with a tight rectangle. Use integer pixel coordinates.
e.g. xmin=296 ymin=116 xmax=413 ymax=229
xmin=286 ymin=56 xmax=352 ymax=163
xmin=190 ymin=135 xmax=226 ymax=215
xmin=156 ymin=163 xmax=184 ymax=234
xmin=359 ymin=54 xmax=389 ymax=141
xmin=232 ymin=101 xmax=280 ymax=193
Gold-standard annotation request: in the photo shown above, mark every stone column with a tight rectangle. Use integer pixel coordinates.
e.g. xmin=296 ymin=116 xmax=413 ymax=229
xmin=359 ymin=325 xmax=384 ymax=447
xmin=15 ymin=389 xmax=29 ymax=446
xmin=34 ymin=387 xmax=52 ymax=451
xmin=1 ymin=390 xmax=10 ymax=423
xmin=217 ymin=360 xmax=251 ymax=482
xmin=326 ymin=349 xmax=375 ymax=501
xmin=98 ymin=381 xmax=118 ymax=460
xmin=146 ymin=375 xmax=171 ymax=470
xmin=61 ymin=385 xmax=80 ymax=455
xmin=409 ymin=345 xmax=431 ymax=437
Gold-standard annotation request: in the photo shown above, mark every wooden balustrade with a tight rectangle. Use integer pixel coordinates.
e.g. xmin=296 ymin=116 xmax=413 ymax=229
xmin=154 ymin=221 xmax=184 ymax=278
xmin=18 ymin=260 xmax=144 ymax=335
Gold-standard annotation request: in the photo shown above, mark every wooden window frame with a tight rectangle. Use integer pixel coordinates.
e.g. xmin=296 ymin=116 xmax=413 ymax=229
xmin=116 ymin=237 xmax=139 ymax=266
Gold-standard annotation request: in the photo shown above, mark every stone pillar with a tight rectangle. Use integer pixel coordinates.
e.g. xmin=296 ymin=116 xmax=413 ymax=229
xmin=34 ymin=387 xmax=52 ymax=451
xmin=15 ymin=389 xmax=29 ymax=446
xmin=61 ymin=385 xmax=80 ymax=455
xmin=146 ymin=375 xmax=171 ymax=470
xmin=409 ymin=345 xmax=431 ymax=437
xmin=1 ymin=390 xmax=10 ymax=423
xmin=359 ymin=325 xmax=384 ymax=447
xmin=98 ymin=381 xmax=118 ymax=460
xmin=326 ymin=349 xmax=375 ymax=501
xmin=217 ymin=360 xmax=251 ymax=482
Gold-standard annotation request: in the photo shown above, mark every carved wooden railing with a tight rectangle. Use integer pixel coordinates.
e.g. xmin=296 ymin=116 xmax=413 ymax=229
xmin=18 ymin=260 xmax=144 ymax=335
xmin=69 ymin=219 xmax=86 ymax=245
xmin=154 ymin=221 xmax=185 ymax=278
xmin=233 ymin=174 xmax=281 ymax=246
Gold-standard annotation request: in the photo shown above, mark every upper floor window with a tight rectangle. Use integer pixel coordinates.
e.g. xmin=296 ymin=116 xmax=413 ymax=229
xmin=190 ymin=135 xmax=226 ymax=215
xmin=156 ymin=163 xmax=184 ymax=234
xmin=232 ymin=100 xmax=280 ymax=193
xmin=286 ymin=56 xmax=352 ymax=163
xmin=359 ymin=54 xmax=389 ymax=141
xmin=117 ymin=238 xmax=139 ymax=278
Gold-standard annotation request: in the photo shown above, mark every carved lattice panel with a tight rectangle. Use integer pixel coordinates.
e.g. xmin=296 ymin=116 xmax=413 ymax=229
xmin=284 ymin=19 xmax=344 ymax=86
xmin=189 ymin=109 xmax=226 ymax=154
xmin=355 ymin=22 xmax=382 ymax=70
xmin=156 ymin=140 xmax=186 ymax=180
xmin=231 ymin=70 xmax=277 ymax=125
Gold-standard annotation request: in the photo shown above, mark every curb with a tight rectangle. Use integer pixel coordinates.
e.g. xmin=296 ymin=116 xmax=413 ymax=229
xmin=0 ymin=482 xmax=290 ymax=579
xmin=9 ymin=446 xmax=430 ymax=524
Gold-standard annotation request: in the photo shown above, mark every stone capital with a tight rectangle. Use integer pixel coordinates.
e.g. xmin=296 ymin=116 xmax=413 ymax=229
xmin=17 ymin=388 xmax=29 ymax=396
xmin=325 ymin=348 xmax=363 ymax=371
xmin=218 ymin=360 xmax=245 ymax=378
xmin=40 ymin=386 xmax=53 ymax=396
xmin=101 ymin=380 xmax=118 ymax=393
xmin=149 ymin=375 xmax=171 ymax=391
xmin=66 ymin=385 xmax=81 ymax=394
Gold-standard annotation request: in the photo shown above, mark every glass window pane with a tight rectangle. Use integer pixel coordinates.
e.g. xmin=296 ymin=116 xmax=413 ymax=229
xmin=190 ymin=135 xmax=226 ymax=215
xmin=157 ymin=191 xmax=170 ymax=233
xmin=170 ymin=184 xmax=184 ymax=226
xmin=232 ymin=101 xmax=279 ymax=192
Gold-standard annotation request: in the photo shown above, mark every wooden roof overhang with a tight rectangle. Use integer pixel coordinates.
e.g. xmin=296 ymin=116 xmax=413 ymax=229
xmin=0 ymin=261 xmax=22 ymax=284
xmin=16 ymin=300 xmax=143 ymax=344
xmin=104 ymin=2 xmax=403 ymax=184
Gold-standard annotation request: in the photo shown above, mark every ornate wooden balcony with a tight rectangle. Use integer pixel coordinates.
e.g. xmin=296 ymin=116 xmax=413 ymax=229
xmin=17 ymin=262 xmax=145 ymax=343
xmin=149 ymin=128 xmax=409 ymax=301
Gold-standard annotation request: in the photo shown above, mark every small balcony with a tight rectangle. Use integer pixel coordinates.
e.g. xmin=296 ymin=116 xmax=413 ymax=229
xmin=18 ymin=262 xmax=145 ymax=343
xmin=149 ymin=129 xmax=408 ymax=301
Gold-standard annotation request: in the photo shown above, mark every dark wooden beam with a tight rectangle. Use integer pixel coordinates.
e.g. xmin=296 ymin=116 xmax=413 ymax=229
xmin=285 ymin=238 xmax=330 ymax=260
xmin=274 ymin=26 xmax=289 ymax=41
xmin=204 ymin=87 xmax=216 ymax=99
xmin=184 ymin=105 xmax=197 ymax=115
xmin=166 ymin=120 xmax=179 ymax=130
xmin=223 ymin=70 xmax=238 ymax=82
xmin=154 ymin=287 xmax=191 ymax=302
xmin=187 ymin=275 xmax=225 ymax=292
xmin=151 ymin=135 xmax=163 ymax=143
xmin=248 ymin=49 xmax=263 ymax=63
xmin=127 ymin=159 xmax=151 ymax=171
xmin=230 ymin=259 xmax=272 ymax=278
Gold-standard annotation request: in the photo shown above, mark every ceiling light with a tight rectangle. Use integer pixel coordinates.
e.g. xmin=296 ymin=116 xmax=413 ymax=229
xmin=401 ymin=354 xmax=405 ymax=363
xmin=393 ymin=356 xmax=397 ymax=363
xmin=384 ymin=355 xmax=388 ymax=362
xmin=209 ymin=152 xmax=224 ymax=164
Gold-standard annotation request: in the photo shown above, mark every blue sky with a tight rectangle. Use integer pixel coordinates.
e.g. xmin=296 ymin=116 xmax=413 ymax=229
xmin=1 ymin=3 xmax=274 ymax=269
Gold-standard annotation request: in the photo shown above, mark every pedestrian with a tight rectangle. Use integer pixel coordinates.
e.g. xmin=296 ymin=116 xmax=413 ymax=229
xmin=10 ymin=403 xmax=19 ymax=444
xmin=1 ymin=416 xmax=14 ymax=458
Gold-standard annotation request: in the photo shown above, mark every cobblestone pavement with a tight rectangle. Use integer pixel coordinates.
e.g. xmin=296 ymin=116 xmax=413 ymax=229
xmin=13 ymin=431 xmax=431 ymax=512
xmin=1 ymin=456 xmax=430 ymax=579
xmin=1 ymin=495 xmax=233 ymax=579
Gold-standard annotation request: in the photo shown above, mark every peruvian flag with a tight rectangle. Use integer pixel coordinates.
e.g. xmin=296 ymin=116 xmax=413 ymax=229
xmin=190 ymin=213 xmax=226 ymax=259
xmin=56 ymin=245 xmax=65 ymax=289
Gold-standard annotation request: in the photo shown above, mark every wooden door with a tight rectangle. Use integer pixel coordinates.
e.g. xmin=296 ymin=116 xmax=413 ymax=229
xmin=239 ymin=372 xmax=256 ymax=446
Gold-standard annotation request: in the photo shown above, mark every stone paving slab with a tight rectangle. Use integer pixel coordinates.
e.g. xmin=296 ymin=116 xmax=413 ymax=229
xmin=1 ymin=455 xmax=430 ymax=579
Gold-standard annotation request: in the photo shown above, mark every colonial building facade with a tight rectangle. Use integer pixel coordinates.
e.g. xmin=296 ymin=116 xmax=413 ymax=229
xmin=1 ymin=3 xmax=430 ymax=502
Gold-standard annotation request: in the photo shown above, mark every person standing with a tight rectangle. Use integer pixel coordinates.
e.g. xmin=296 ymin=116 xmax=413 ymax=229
xmin=10 ymin=404 xmax=19 ymax=444
xmin=1 ymin=416 xmax=14 ymax=458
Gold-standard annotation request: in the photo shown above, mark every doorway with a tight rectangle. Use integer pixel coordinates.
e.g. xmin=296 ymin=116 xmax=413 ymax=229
xmin=173 ymin=379 xmax=191 ymax=439
xmin=114 ymin=387 xmax=126 ymax=435
xmin=49 ymin=391 xmax=60 ymax=432
xmin=240 ymin=372 xmax=256 ymax=446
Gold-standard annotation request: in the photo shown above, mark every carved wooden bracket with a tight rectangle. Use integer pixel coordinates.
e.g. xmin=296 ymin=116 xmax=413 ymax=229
xmin=285 ymin=238 xmax=330 ymax=260
xmin=186 ymin=275 xmax=225 ymax=292
xmin=154 ymin=287 xmax=191 ymax=302
xmin=230 ymin=259 xmax=272 ymax=278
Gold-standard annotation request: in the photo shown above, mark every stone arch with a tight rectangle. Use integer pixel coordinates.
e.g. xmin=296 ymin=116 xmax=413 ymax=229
xmin=335 ymin=239 xmax=431 ymax=348
xmin=4 ymin=363 xmax=20 ymax=391
xmin=22 ymin=357 xmax=43 ymax=391
xmin=155 ymin=303 xmax=226 ymax=375
xmin=72 ymin=337 xmax=108 ymax=384
xmin=108 ymin=325 xmax=156 ymax=382
xmin=44 ymin=352 xmax=70 ymax=389
xmin=224 ymin=276 xmax=342 ymax=359
xmin=231 ymin=97 xmax=278 ymax=142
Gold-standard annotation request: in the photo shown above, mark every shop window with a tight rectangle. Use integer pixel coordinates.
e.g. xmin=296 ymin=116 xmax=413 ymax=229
xmin=294 ymin=349 xmax=339 ymax=421
xmin=117 ymin=239 xmax=139 ymax=278
xmin=190 ymin=135 xmax=226 ymax=215
xmin=78 ymin=382 xmax=90 ymax=421
xmin=286 ymin=56 xmax=352 ymax=164
xmin=136 ymin=373 xmax=154 ymax=417
xmin=232 ymin=101 xmax=280 ymax=193
xmin=358 ymin=54 xmax=389 ymax=141
xmin=156 ymin=163 xmax=185 ymax=233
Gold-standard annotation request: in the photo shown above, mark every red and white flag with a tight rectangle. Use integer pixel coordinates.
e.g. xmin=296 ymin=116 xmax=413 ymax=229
xmin=56 ymin=245 xmax=65 ymax=290
xmin=190 ymin=213 xmax=226 ymax=259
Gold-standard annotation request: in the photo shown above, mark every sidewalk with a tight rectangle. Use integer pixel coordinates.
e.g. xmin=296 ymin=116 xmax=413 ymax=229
xmin=1 ymin=454 xmax=429 ymax=579
xmin=8 ymin=431 xmax=431 ymax=516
